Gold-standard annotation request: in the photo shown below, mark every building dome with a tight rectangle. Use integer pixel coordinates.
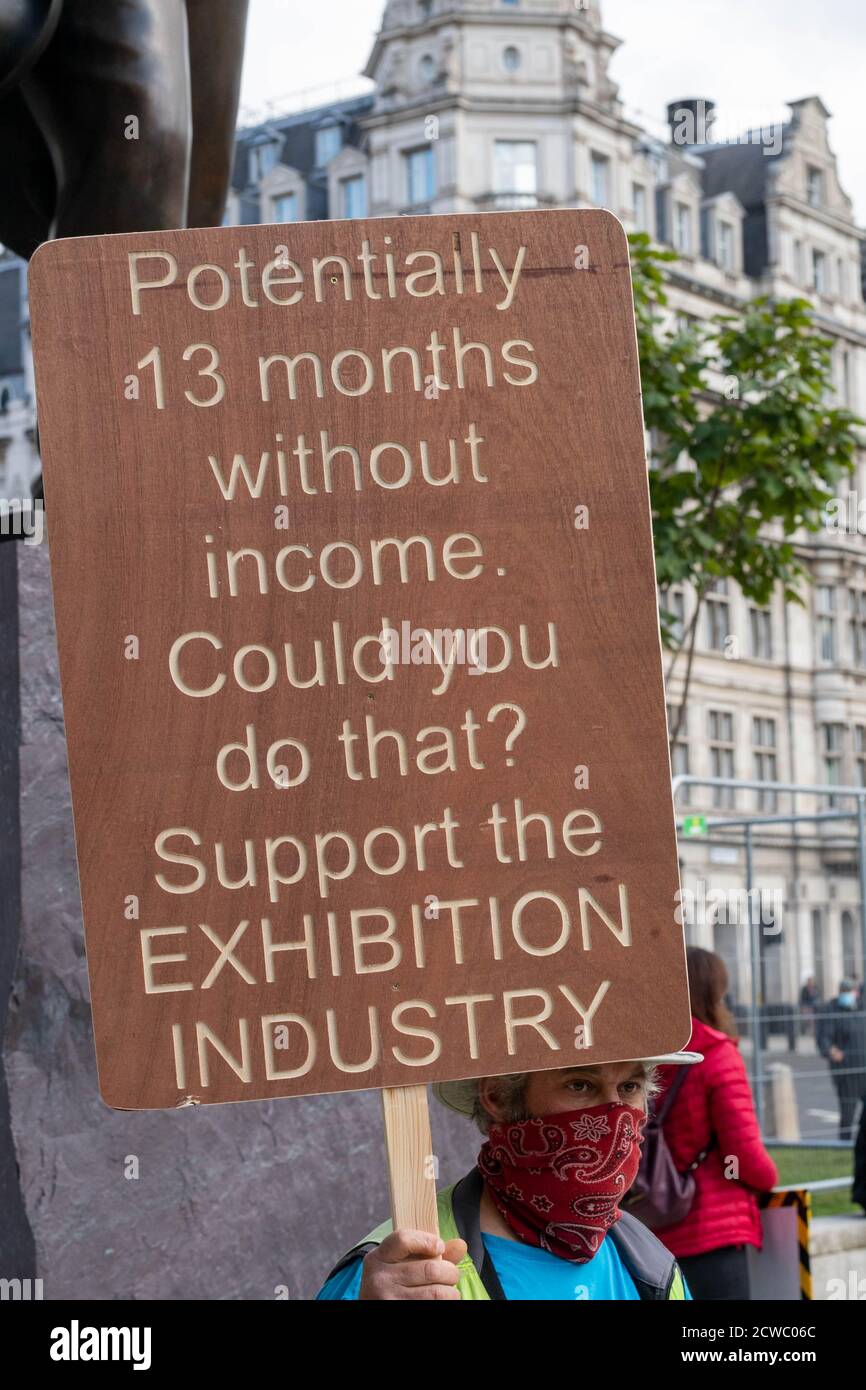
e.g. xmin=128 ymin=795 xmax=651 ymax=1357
xmin=381 ymin=0 xmax=603 ymax=29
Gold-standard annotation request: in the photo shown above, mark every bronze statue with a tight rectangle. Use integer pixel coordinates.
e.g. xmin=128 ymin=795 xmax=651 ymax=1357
xmin=0 ymin=0 xmax=249 ymax=512
xmin=0 ymin=0 xmax=249 ymax=257
xmin=0 ymin=1 xmax=249 ymax=1282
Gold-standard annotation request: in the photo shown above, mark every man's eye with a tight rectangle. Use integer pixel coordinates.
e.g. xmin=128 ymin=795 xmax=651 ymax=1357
xmin=621 ymin=1082 xmax=642 ymax=1094
xmin=567 ymin=1081 xmax=590 ymax=1093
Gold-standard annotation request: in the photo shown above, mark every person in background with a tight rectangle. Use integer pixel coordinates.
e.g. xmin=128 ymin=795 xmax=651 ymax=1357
xmin=817 ymin=979 xmax=866 ymax=1164
xmin=799 ymin=975 xmax=820 ymax=1039
xmin=316 ymin=1055 xmax=701 ymax=1301
xmin=653 ymin=947 xmax=778 ymax=1301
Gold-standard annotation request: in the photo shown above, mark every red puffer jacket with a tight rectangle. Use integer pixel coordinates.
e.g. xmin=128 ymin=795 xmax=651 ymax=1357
xmin=653 ymin=1017 xmax=778 ymax=1258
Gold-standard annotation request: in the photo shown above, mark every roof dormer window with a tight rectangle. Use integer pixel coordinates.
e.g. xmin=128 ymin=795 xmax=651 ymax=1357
xmin=315 ymin=123 xmax=343 ymax=167
xmin=807 ymin=165 xmax=824 ymax=207
xmin=674 ymin=201 xmax=692 ymax=254
xmin=248 ymin=136 xmax=280 ymax=184
xmin=717 ymin=220 xmax=735 ymax=272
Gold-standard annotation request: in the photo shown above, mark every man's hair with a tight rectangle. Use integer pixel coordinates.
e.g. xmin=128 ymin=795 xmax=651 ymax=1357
xmin=470 ymin=1063 xmax=660 ymax=1133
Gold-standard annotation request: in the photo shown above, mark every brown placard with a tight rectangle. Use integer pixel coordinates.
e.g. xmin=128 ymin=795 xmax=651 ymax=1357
xmin=29 ymin=209 xmax=691 ymax=1112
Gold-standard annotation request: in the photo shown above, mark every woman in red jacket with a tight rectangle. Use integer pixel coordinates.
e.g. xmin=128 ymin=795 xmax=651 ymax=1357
xmin=654 ymin=947 xmax=778 ymax=1300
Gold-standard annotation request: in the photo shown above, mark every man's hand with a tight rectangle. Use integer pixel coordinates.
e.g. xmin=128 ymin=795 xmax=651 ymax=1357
xmin=359 ymin=1229 xmax=468 ymax=1300
xmin=829 ymin=1044 xmax=844 ymax=1063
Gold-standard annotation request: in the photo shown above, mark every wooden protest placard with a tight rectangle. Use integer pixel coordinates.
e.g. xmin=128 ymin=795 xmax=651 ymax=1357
xmin=29 ymin=209 xmax=691 ymax=1116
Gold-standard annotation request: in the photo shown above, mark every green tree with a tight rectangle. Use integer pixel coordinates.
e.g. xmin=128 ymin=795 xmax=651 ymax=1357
xmin=630 ymin=232 xmax=863 ymax=745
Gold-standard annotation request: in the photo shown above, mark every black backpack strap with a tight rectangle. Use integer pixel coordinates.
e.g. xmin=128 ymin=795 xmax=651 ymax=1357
xmin=323 ymin=1241 xmax=379 ymax=1285
xmin=609 ymin=1211 xmax=679 ymax=1300
xmin=654 ymin=1065 xmax=690 ymax=1124
xmin=683 ymin=1134 xmax=717 ymax=1173
xmin=657 ymin=1066 xmax=717 ymax=1173
xmin=451 ymin=1168 xmax=507 ymax=1300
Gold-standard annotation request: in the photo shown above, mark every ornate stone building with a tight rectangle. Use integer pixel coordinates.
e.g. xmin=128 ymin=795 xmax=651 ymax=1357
xmin=222 ymin=0 xmax=866 ymax=1012
xmin=3 ymin=0 xmax=866 ymax=1008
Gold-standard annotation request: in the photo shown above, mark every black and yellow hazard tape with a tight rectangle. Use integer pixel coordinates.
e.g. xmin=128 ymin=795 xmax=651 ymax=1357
xmin=759 ymin=1188 xmax=812 ymax=1300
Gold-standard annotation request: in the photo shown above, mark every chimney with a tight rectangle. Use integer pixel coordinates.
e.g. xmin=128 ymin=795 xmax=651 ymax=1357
xmin=667 ymin=98 xmax=717 ymax=147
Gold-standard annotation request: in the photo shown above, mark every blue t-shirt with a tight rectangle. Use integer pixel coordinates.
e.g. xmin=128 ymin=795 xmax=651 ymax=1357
xmin=316 ymin=1229 xmax=687 ymax=1301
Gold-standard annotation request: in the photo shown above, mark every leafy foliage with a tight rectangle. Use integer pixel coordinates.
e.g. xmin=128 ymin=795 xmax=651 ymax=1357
xmin=629 ymin=231 xmax=863 ymax=660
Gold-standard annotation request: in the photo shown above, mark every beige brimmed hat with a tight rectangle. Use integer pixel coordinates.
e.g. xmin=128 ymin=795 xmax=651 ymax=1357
xmin=432 ymin=1051 xmax=704 ymax=1116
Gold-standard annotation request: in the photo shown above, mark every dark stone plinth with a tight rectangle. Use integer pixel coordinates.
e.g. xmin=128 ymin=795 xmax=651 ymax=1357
xmin=6 ymin=540 xmax=475 ymax=1299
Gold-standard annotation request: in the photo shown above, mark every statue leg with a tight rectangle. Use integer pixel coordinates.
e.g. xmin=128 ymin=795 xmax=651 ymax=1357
xmin=0 ymin=89 xmax=56 ymax=259
xmin=185 ymin=0 xmax=250 ymax=229
xmin=20 ymin=0 xmax=193 ymax=237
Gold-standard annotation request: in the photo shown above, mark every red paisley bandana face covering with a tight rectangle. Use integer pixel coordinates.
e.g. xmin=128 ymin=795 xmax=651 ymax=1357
xmin=477 ymin=1101 xmax=647 ymax=1263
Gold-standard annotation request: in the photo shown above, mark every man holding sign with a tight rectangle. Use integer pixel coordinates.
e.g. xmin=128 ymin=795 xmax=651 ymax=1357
xmin=29 ymin=208 xmax=694 ymax=1293
xmin=319 ymin=1057 xmax=698 ymax=1301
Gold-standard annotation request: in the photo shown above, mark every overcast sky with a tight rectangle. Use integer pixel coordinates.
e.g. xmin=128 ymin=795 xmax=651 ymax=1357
xmin=240 ymin=0 xmax=866 ymax=221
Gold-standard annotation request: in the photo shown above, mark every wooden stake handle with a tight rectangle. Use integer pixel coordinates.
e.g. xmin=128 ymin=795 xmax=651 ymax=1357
xmin=381 ymin=1084 xmax=440 ymax=1236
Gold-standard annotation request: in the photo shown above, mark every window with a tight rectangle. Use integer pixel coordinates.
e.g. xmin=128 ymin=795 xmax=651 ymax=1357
xmin=749 ymin=605 xmax=773 ymax=660
xmin=667 ymin=704 xmax=690 ymax=805
xmin=753 ymin=716 xmax=778 ymax=812
xmin=705 ymin=579 xmax=731 ymax=652
xmin=822 ymin=723 xmax=844 ymax=805
xmin=674 ymin=202 xmax=691 ymax=253
xmin=793 ymin=239 xmax=804 ymax=282
xmin=494 ymin=140 xmax=538 ymax=209
xmin=812 ymin=248 xmax=828 ymax=295
xmin=855 ymin=725 xmax=866 ymax=787
xmin=632 ymin=182 xmax=648 ymax=229
xmin=717 ymin=221 xmax=734 ymax=272
xmin=807 ymin=165 xmax=824 ymax=207
xmin=840 ymin=347 xmax=852 ymax=406
xmin=419 ymin=53 xmax=436 ymax=83
xmin=661 ymin=585 xmax=686 ymax=643
xmin=811 ymin=909 xmax=827 ymax=999
xmin=272 ymin=193 xmax=298 ymax=223
xmin=340 ymin=175 xmax=367 ymax=219
xmin=250 ymin=142 xmax=279 ymax=182
xmin=405 ymin=146 xmax=435 ymax=205
xmin=817 ymin=585 xmax=837 ymax=662
xmin=841 ymin=910 xmax=861 ymax=982
xmin=502 ymin=45 xmax=522 ymax=72
xmin=315 ymin=124 xmax=342 ymax=167
xmin=590 ymin=152 xmax=610 ymax=206
xmin=708 ymin=709 xmax=735 ymax=808
xmin=851 ymin=589 xmax=866 ymax=667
